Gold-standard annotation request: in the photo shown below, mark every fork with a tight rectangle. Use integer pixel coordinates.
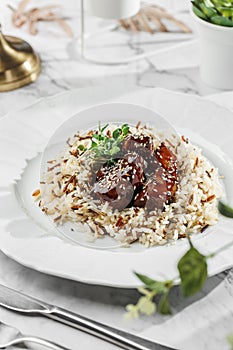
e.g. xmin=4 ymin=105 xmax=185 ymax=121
xmin=0 ymin=335 xmax=70 ymax=349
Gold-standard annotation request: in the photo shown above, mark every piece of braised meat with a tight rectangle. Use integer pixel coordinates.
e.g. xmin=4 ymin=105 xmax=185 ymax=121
xmin=134 ymin=168 xmax=177 ymax=210
xmin=155 ymin=142 xmax=177 ymax=178
xmin=123 ymin=152 xmax=145 ymax=190
xmin=122 ymin=135 xmax=154 ymax=159
xmin=134 ymin=143 xmax=178 ymax=211
xmin=94 ymin=158 xmax=144 ymax=210
xmin=133 ymin=168 xmax=172 ymax=210
xmin=96 ymin=163 xmax=111 ymax=182
xmin=123 ymin=152 xmax=145 ymax=170
xmin=95 ymin=177 xmax=134 ymax=211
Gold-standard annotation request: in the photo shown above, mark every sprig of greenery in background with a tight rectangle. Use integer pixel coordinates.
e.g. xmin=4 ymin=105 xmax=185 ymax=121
xmin=126 ymin=201 xmax=233 ymax=319
xmin=192 ymin=0 xmax=233 ymax=27
xmin=218 ymin=201 xmax=233 ymax=218
xmin=228 ymin=333 xmax=233 ymax=350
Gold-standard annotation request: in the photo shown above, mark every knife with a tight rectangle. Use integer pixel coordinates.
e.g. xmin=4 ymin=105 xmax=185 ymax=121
xmin=0 ymin=284 xmax=172 ymax=350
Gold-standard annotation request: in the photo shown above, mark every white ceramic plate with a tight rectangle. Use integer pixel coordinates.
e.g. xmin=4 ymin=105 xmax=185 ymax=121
xmin=0 ymin=87 xmax=233 ymax=288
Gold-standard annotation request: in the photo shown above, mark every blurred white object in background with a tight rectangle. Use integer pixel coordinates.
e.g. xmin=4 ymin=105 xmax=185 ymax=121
xmin=80 ymin=0 xmax=194 ymax=65
xmin=191 ymin=10 xmax=233 ymax=90
xmin=87 ymin=0 xmax=140 ymax=19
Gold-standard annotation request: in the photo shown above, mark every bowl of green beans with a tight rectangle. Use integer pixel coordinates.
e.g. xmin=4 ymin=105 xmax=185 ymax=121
xmin=191 ymin=0 xmax=233 ymax=89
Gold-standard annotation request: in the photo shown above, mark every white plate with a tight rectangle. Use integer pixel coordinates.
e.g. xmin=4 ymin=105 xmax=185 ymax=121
xmin=0 ymin=87 xmax=233 ymax=288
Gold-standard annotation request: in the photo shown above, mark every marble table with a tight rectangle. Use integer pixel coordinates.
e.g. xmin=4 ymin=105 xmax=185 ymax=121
xmin=0 ymin=0 xmax=233 ymax=349
xmin=0 ymin=0 xmax=220 ymax=117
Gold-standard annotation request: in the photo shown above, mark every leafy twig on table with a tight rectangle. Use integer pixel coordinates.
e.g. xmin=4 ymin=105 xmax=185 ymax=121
xmin=126 ymin=220 xmax=233 ymax=318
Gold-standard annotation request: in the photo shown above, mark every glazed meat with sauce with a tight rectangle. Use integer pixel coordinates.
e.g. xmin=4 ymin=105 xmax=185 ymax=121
xmin=123 ymin=152 xmax=145 ymax=189
xmin=93 ymin=158 xmax=144 ymax=210
xmin=122 ymin=135 xmax=154 ymax=158
xmin=93 ymin=135 xmax=178 ymax=212
xmin=134 ymin=167 xmax=177 ymax=210
xmin=155 ymin=142 xmax=177 ymax=177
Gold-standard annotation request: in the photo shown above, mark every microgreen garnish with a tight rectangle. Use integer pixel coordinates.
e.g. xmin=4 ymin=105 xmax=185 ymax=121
xmin=77 ymin=144 xmax=86 ymax=151
xmin=78 ymin=123 xmax=130 ymax=162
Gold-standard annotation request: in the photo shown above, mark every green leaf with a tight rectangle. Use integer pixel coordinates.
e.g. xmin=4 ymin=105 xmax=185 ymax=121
xmin=112 ymin=128 xmax=122 ymax=140
xmin=134 ymin=272 xmax=169 ymax=293
xmin=218 ymin=201 xmax=233 ymax=218
xmin=122 ymin=124 xmax=130 ymax=136
xmin=178 ymin=247 xmax=208 ymax=297
xmin=109 ymin=145 xmax=120 ymax=156
xmin=93 ymin=133 xmax=105 ymax=142
xmin=78 ymin=145 xmax=86 ymax=151
xmin=91 ymin=141 xmax=98 ymax=148
xmin=135 ymin=272 xmax=158 ymax=286
xmin=158 ymin=292 xmax=172 ymax=315
xmin=101 ymin=123 xmax=109 ymax=132
xmin=227 ymin=333 xmax=233 ymax=350
xmin=92 ymin=134 xmax=100 ymax=140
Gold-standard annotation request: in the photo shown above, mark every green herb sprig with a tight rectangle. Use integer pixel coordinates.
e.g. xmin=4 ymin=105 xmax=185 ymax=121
xmin=78 ymin=123 xmax=129 ymax=163
xmin=125 ymin=202 xmax=233 ymax=319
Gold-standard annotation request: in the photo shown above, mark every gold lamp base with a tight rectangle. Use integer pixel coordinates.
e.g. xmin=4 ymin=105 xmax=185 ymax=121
xmin=0 ymin=25 xmax=41 ymax=92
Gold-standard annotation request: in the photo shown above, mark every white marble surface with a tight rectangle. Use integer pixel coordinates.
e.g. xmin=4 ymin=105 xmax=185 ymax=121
xmin=0 ymin=0 xmax=233 ymax=349
xmin=0 ymin=0 xmax=221 ymax=117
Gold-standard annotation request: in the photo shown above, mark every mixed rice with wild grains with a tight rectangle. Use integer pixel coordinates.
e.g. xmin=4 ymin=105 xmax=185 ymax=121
xmin=36 ymin=122 xmax=223 ymax=247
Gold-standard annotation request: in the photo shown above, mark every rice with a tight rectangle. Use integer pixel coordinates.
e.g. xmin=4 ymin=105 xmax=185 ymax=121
xmin=39 ymin=123 xmax=223 ymax=247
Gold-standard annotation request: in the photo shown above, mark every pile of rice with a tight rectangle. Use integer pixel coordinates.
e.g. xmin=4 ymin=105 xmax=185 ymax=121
xmin=38 ymin=123 xmax=223 ymax=247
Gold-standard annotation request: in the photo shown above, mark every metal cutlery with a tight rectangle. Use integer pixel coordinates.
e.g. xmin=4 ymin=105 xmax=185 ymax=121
xmin=0 ymin=284 xmax=173 ymax=350
xmin=0 ymin=322 xmax=69 ymax=349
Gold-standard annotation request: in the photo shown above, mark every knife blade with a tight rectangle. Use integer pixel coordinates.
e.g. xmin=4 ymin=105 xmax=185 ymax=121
xmin=0 ymin=284 xmax=173 ymax=350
